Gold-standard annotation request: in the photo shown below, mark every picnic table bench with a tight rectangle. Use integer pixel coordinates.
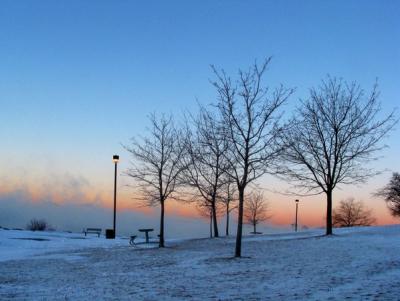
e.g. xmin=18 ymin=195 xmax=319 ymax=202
xmin=84 ymin=228 xmax=102 ymax=237
xmin=129 ymin=229 xmax=160 ymax=246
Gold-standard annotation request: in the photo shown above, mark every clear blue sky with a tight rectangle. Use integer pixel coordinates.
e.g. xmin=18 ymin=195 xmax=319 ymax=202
xmin=0 ymin=1 xmax=399 ymax=232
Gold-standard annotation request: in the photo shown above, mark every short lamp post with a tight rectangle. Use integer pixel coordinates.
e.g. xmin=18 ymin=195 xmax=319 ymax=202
xmin=112 ymin=155 xmax=119 ymax=238
xmin=295 ymin=199 xmax=299 ymax=232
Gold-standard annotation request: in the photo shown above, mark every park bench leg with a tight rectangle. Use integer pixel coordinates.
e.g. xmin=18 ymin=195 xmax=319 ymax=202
xmin=129 ymin=236 xmax=137 ymax=247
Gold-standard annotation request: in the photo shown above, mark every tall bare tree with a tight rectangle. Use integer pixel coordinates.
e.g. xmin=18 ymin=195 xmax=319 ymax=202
xmin=376 ymin=172 xmax=400 ymax=217
xmin=181 ymin=106 xmax=229 ymax=237
xmin=124 ymin=113 xmax=185 ymax=247
xmin=244 ymin=191 xmax=271 ymax=234
xmin=279 ymin=77 xmax=396 ymax=235
xmin=332 ymin=198 xmax=376 ymax=227
xmin=219 ymin=180 xmax=237 ymax=236
xmin=212 ymin=57 xmax=294 ymax=257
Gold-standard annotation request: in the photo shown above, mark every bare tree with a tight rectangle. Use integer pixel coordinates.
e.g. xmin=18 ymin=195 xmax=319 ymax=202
xmin=376 ymin=172 xmax=400 ymax=217
xmin=124 ymin=113 xmax=185 ymax=247
xmin=219 ymin=180 xmax=237 ymax=236
xmin=181 ymin=106 xmax=229 ymax=237
xmin=332 ymin=198 xmax=376 ymax=227
xmin=213 ymin=57 xmax=294 ymax=257
xmin=279 ymin=77 xmax=396 ymax=235
xmin=244 ymin=191 xmax=271 ymax=234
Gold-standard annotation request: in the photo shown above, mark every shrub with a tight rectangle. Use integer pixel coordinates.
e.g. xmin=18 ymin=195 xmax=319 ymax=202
xmin=27 ymin=218 xmax=49 ymax=231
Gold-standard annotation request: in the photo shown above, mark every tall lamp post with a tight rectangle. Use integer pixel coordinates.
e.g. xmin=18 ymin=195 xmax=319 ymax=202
xmin=112 ymin=155 xmax=119 ymax=238
xmin=295 ymin=199 xmax=299 ymax=232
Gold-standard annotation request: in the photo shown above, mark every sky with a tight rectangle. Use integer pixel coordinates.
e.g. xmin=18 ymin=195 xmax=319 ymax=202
xmin=0 ymin=1 xmax=399 ymax=237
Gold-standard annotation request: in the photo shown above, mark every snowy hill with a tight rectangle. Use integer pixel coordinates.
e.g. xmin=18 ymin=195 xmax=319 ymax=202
xmin=0 ymin=225 xmax=399 ymax=300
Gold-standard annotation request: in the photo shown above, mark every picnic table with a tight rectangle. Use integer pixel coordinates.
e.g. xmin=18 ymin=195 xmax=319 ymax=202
xmin=138 ymin=228 xmax=154 ymax=243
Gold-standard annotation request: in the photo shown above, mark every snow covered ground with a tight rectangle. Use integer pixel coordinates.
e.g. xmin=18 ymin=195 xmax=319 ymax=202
xmin=0 ymin=225 xmax=399 ymax=300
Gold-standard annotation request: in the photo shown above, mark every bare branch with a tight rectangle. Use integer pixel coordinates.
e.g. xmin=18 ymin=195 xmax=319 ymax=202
xmin=375 ymin=172 xmax=400 ymax=217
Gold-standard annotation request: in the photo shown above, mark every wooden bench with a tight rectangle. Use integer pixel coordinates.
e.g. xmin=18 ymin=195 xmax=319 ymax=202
xmin=84 ymin=228 xmax=102 ymax=237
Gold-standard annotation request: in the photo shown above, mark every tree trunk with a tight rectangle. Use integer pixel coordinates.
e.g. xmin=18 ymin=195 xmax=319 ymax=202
xmin=209 ymin=212 xmax=213 ymax=238
xmin=226 ymin=203 xmax=229 ymax=236
xmin=159 ymin=199 xmax=165 ymax=247
xmin=211 ymin=197 xmax=219 ymax=237
xmin=253 ymin=223 xmax=256 ymax=233
xmin=326 ymin=190 xmax=333 ymax=235
xmin=235 ymin=188 xmax=244 ymax=257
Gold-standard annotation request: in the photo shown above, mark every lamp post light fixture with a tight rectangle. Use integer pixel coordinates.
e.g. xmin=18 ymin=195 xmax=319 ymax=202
xmin=295 ymin=199 xmax=300 ymax=232
xmin=112 ymin=155 xmax=119 ymax=238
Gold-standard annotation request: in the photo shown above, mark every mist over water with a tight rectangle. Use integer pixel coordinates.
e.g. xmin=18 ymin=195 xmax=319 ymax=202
xmin=0 ymin=192 xmax=291 ymax=238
